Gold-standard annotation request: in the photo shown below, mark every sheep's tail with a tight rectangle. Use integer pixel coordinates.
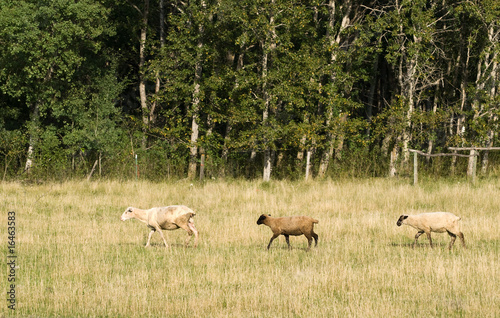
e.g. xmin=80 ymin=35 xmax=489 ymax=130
xmin=312 ymin=218 xmax=319 ymax=224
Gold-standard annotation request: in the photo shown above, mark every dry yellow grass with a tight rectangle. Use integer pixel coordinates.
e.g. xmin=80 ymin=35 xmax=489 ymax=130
xmin=1 ymin=178 xmax=499 ymax=317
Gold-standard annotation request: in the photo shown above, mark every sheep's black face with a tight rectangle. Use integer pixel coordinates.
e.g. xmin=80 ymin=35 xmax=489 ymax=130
xmin=256 ymin=214 xmax=267 ymax=225
xmin=396 ymin=215 xmax=408 ymax=226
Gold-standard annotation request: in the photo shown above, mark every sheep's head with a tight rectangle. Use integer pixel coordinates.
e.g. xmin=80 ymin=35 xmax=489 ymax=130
xmin=256 ymin=214 xmax=270 ymax=225
xmin=120 ymin=207 xmax=134 ymax=221
xmin=396 ymin=215 xmax=408 ymax=226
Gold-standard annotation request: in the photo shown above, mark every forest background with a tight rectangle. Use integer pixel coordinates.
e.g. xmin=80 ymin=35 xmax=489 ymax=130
xmin=0 ymin=0 xmax=499 ymax=182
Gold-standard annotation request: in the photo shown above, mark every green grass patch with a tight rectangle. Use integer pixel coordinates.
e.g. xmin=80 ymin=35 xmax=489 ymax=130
xmin=1 ymin=179 xmax=499 ymax=317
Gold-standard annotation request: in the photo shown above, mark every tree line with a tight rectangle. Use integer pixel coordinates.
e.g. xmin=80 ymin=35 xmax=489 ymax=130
xmin=0 ymin=0 xmax=499 ymax=181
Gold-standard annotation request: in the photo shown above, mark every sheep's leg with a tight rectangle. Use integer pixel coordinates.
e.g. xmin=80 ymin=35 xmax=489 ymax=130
xmin=312 ymin=232 xmax=318 ymax=247
xmin=447 ymin=231 xmax=457 ymax=250
xmin=180 ymin=222 xmax=199 ymax=248
xmin=178 ymin=223 xmax=194 ymax=247
xmin=458 ymin=232 xmax=466 ymax=248
xmin=145 ymin=229 xmax=155 ymax=248
xmin=306 ymin=238 xmax=313 ymax=251
xmin=183 ymin=231 xmax=193 ymax=247
xmin=155 ymin=228 xmax=169 ymax=248
xmin=413 ymin=231 xmax=424 ymax=248
xmin=284 ymin=235 xmax=291 ymax=249
xmin=267 ymin=234 xmax=280 ymax=250
xmin=304 ymin=233 xmax=313 ymax=251
xmin=425 ymin=232 xmax=433 ymax=248
xmin=188 ymin=222 xmax=199 ymax=248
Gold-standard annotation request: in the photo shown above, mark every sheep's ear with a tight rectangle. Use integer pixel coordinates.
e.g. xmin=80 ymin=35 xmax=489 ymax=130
xmin=268 ymin=214 xmax=271 ymax=216
xmin=403 ymin=215 xmax=408 ymax=220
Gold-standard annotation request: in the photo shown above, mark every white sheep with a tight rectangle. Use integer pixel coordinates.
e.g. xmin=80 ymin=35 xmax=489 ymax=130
xmin=120 ymin=205 xmax=199 ymax=248
xmin=256 ymin=214 xmax=319 ymax=251
xmin=396 ymin=212 xmax=466 ymax=250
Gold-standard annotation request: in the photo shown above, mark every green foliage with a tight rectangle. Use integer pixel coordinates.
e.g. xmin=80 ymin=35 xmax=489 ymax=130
xmin=0 ymin=0 xmax=499 ymax=180
xmin=0 ymin=0 xmax=113 ymax=103
xmin=0 ymin=129 xmax=26 ymax=179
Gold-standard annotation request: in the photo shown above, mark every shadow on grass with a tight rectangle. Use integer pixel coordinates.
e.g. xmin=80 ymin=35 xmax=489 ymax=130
xmin=389 ymin=242 xmax=447 ymax=248
xmin=258 ymin=245 xmax=318 ymax=252
xmin=117 ymin=242 xmax=197 ymax=249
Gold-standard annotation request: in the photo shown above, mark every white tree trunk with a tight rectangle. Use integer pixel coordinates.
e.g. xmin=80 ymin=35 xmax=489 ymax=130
xmin=389 ymin=145 xmax=399 ymax=177
xmin=317 ymin=0 xmax=351 ymax=178
xmin=481 ymin=51 xmax=498 ymax=174
xmin=452 ymin=41 xmax=471 ymax=172
xmin=262 ymin=79 xmax=271 ymax=181
xmin=187 ymin=1 xmax=206 ymax=179
xmin=24 ymin=104 xmax=40 ymax=173
xmin=149 ymin=0 xmax=164 ymax=126
xmin=305 ymin=150 xmax=312 ymax=181
xmin=318 ymin=108 xmax=334 ymax=179
xmin=139 ymin=0 xmax=149 ymax=149
xmin=263 ymin=149 xmax=272 ymax=182
xmin=400 ymin=55 xmax=417 ymax=165
xmin=25 ymin=143 xmax=34 ymax=172
xmin=188 ymin=100 xmax=200 ymax=179
xmin=468 ymin=28 xmax=495 ymax=175
xmin=261 ymin=1 xmax=277 ymax=182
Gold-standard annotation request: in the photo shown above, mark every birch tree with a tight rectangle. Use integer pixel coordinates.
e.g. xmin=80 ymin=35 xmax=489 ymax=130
xmin=317 ymin=0 xmax=364 ymax=178
xmin=376 ymin=0 xmax=447 ymax=176
xmin=466 ymin=0 xmax=500 ymax=175
xmin=261 ymin=1 xmax=278 ymax=182
xmin=137 ymin=0 xmax=149 ymax=148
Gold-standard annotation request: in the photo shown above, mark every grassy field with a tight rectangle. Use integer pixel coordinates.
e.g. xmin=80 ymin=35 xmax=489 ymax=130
xmin=1 ymin=178 xmax=499 ymax=317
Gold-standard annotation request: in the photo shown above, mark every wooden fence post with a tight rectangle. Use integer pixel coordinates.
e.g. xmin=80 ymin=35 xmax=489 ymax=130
xmin=413 ymin=151 xmax=418 ymax=185
xmin=135 ymin=154 xmax=138 ymax=180
xmin=471 ymin=149 xmax=476 ymax=184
